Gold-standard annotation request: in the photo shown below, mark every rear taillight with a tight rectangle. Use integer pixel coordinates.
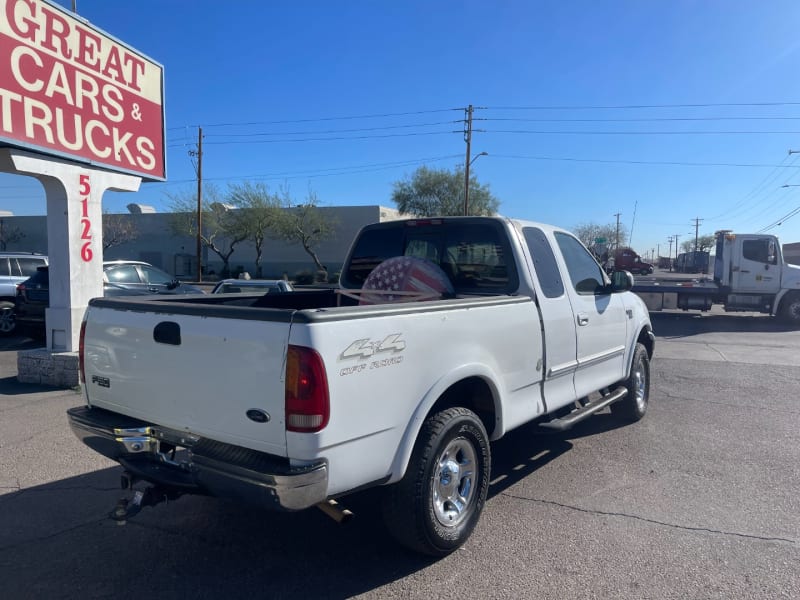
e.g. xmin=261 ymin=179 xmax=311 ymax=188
xmin=285 ymin=345 xmax=329 ymax=433
xmin=16 ymin=283 xmax=25 ymax=296
xmin=78 ymin=319 xmax=87 ymax=384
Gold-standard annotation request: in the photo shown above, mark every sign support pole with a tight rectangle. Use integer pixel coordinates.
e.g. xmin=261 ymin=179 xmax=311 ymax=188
xmin=0 ymin=149 xmax=140 ymax=353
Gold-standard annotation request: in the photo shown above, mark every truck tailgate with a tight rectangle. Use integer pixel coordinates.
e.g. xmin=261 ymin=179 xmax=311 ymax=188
xmin=82 ymin=305 xmax=290 ymax=456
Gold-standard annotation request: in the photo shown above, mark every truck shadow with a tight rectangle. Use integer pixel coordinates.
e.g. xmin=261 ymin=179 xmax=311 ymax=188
xmin=0 ymin=421 xmax=591 ymax=598
xmin=650 ymin=311 xmax=796 ymax=336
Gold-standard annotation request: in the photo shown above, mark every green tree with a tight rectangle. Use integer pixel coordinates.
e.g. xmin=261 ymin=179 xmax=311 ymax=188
xmin=227 ymin=181 xmax=284 ymax=277
xmin=273 ymin=190 xmax=337 ymax=277
xmin=167 ymin=184 xmax=248 ymax=277
xmin=681 ymin=235 xmax=715 ymax=253
xmin=391 ymin=165 xmax=499 ymax=216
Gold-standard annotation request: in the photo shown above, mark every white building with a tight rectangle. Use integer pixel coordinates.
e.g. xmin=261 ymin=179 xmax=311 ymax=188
xmin=0 ymin=205 xmax=404 ymax=280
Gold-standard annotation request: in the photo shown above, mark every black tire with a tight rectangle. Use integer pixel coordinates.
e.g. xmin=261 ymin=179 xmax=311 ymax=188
xmin=383 ymin=407 xmax=490 ymax=556
xmin=610 ymin=342 xmax=650 ymax=422
xmin=779 ymin=293 xmax=800 ymax=326
xmin=0 ymin=301 xmax=16 ymax=336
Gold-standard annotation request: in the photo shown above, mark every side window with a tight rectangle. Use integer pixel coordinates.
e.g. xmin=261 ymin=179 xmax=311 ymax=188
xmin=522 ymin=227 xmax=564 ymax=298
xmin=105 ymin=265 xmax=141 ymax=283
xmin=743 ymin=240 xmax=770 ymax=263
xmin=141 ymin=266 xmax=172 ymax=285
xmin=554 ymin=232 xmax=606 ymax=294
xmin=8 ymin=258 xmax=22 ymax=276
xmin=17 ymin=258 xmax=46 ymax=276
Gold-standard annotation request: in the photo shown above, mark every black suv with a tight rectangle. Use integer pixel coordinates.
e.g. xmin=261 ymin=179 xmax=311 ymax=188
xmin=0 ymin=252 xmax=48 ymax=335
xmin=14 ymin=263 xmax=200 ymax=339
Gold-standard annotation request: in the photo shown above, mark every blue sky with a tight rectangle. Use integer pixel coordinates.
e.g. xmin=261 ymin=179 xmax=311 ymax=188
xmin=3 ymin=0 xmax=800 ymax=257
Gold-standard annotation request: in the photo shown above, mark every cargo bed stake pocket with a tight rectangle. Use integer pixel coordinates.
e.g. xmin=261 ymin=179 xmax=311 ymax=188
xmin=154 ymin=321 xmax=181 ymax=345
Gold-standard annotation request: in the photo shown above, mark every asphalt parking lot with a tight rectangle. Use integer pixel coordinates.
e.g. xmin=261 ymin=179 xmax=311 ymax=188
xmin=1 ymin=309 xmax=798 ymax=599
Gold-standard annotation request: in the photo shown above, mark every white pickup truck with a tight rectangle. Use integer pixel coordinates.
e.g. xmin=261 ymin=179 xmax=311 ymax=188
xmin=68 ymin=216 xmax=654 ymax=556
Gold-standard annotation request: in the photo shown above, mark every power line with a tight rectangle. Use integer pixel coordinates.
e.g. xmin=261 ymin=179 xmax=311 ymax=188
xmin=706 ymin=152 xmax=800 ymax=221
xmin=143 ymin=154 xmax=464 ymax=186
xmin=486 ymin=101 xmax=800 ymax=110
xmin=490 ymin=154 xmax=800 ymax=168
xmin=484 ymin=116 xmax=800 ymax=123
xmin=203 ymin=120 xmax=462 ymax=138
xmin=165 ymin=107 xmax=465 ymax=131
xmin=758 ymin=204 xmax=800 ymax=232
xmin=484 ymin=129 xmax=800 ymax=135
xmin=178 ymin=130 xmax=459 ymax=147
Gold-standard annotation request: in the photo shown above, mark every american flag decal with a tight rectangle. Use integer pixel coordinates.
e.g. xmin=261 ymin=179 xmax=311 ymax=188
xmin=359 ymin=257 xmax=454 ymax=305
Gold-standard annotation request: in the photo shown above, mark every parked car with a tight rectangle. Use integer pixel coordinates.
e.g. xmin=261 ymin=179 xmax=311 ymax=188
xmin=211 ymin=278 xmax=294 ymax=294
xmin=0 ymin=252 xmax=48 ymax=335
xmin=15 ymin=266 xmax=152 ymax=339
xmin=102 ymin=261 xmax=204 ymax=294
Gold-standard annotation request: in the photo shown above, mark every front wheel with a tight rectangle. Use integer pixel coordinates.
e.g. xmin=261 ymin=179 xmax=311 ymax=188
xmin=610 ymin=342 xmax=650 ymax=422
xmin=779 ymin=293 xmax=800 ymax=326
xmin=0 ymin=301 xmax=16 ymax=336
xmin=383 ymin=407 xmax=490 ymax=556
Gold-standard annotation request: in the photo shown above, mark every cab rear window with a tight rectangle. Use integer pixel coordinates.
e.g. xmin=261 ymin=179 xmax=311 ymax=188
xmin=342 ymin=220 xmax=518 ymax=295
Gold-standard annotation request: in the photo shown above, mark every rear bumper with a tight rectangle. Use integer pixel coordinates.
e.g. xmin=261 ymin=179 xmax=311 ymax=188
xmin=67 ymin=406 xmax=328 ymax=511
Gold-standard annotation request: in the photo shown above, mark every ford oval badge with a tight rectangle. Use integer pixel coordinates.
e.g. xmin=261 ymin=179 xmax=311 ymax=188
xmin=246 ymin=409 xmax=270 ymax=423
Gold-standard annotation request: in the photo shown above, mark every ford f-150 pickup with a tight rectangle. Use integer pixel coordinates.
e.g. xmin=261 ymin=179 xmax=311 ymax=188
xmin=68 ymin=216 xmax=655 ymax=556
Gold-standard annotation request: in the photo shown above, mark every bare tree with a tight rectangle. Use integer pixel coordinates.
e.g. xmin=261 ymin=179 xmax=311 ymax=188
xmin=572 ymin=222 xmax=629 ymax=251
xmin=227 ymin=181 xmax=284 ymax=277
xmin=102 ymin=212 xmax=139 ymax=251
xmin=0 ymin=220 xmax=25 ymax=251
xmin=273 ymin=190 xmax=337 ymax=276
xmin=167 ymin=184 xmax=248 ymax=277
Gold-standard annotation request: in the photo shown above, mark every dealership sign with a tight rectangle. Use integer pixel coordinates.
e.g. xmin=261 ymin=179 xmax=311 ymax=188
xmin=0 ymin=0 xmax=165 ymax=180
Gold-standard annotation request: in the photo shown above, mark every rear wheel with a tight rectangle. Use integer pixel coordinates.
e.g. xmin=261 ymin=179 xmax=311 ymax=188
xmin=610 ymin=343 xmax=650 ymax=422
xmin=0 ymin=301 xmax=16 ymax=336
xmin=383 ymin=407 xmax=490 ymax=556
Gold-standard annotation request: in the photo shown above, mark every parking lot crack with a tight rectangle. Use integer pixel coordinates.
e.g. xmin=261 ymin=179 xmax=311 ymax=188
xmin=705 ymin=343 xmax=728 ymax=361
xmin=500 ymin=492 xmax=797 ymax=545
xmin=0 ymin=516 xmax=107 ymax=553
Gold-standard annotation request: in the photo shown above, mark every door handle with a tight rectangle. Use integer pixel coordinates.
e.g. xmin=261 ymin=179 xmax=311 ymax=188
xmin=577 ymin=313 xmax=589 ymax=326
xmin=740 ymin=270 xmax=750 ymax=274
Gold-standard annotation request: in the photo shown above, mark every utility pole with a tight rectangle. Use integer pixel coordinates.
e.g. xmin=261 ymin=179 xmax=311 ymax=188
xmin=667 ymin=237 xmax=674 ymax=271
xmin=614 ymin=212 xmax=621 ymax=250
xmin=692 ymin=217 xmax=703 ymax=251
xmin=463 ymin=105 xmax=473 ymax=216
xmin=673 ymin=233 xmax=681 ymax=267
xmin=190 ymin=127 xmax=203 ymax=282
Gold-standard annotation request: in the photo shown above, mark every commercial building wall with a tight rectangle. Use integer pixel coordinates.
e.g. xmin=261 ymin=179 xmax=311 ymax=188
xmin=0 ymin=205 xmax=403 ymax=280
xmin=784 ymin=242 xmax=800 ymax=265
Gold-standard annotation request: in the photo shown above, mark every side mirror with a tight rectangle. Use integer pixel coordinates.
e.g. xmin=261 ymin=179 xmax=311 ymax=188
xmin=610 ymin=270 xmax=633 ymax=292
xmin=166 ymin=279 xmax=180 ymax=290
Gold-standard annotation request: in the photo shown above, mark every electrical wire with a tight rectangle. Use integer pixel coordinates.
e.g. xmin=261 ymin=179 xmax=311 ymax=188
xmin=165 ymin=107 xmax=464 ymax=131
xmin=191 ymin=130 xmax=459 ymax=146
xmin=484 ymin=128 xmax=800 ymax=135
xmin=489 ymin=154 xmax=800 ymax=168
xmin=203 ymin=120 xmax=462 ymax=138
xmin=484 ymin=116 xmax=800 ymax=123
xmin=485 ymin=102 xmax=800 ymax=110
